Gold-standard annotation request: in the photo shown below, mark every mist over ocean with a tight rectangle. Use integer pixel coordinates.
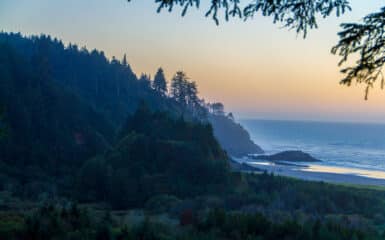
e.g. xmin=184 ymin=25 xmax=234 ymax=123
xmin=241 ymin=119 xmax=385 ymax=172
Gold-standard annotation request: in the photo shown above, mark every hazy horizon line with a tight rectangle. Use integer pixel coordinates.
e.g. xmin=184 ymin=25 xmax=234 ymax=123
xmin=239 ymin=117 xmax=385 ymax=126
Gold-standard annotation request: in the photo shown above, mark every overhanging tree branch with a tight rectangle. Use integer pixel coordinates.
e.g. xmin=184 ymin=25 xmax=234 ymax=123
xmin=332 ymin=6 xmax=385 ymax=100
xmin=127 ymin=0 xmax=351 ymax=37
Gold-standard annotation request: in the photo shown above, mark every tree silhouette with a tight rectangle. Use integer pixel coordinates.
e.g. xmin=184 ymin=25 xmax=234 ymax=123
xmin=332 ymin=7 xmax=385 ymax=99
xmin=170 ymin=71 xmax=201 ymax=108
xmin=153 ymin=67 xmax=168 ymax=95
xmin=122 ymin=54 xmax=128 ymax=66
xmin=210 ymin=102 xmax=225 ymax=116
xmin=227 ymin=112 xmax=235 ymax=121
xmin=171 ymin=71 xmax=188 ymax=104
xmin=169 ymin=71 xmax=208 ymax=118
xmin=139 ymin=73 xmax=152 ymax=88
xmin=185 ymin=81 xmax=199 ymax=107
xmin=128 ymin=0 xmax=351 ymax=37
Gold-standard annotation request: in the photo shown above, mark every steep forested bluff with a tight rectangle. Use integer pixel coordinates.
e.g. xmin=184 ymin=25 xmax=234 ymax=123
xmin=0 ymin=36 xmax=230 ymax=208
xmin=0 ymin=32 xmax=262 ymax=158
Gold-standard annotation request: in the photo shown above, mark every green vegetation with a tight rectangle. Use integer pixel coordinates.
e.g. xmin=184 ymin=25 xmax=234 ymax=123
xmin=2 ymin=172 xmax=385 ymax=239
xmin=0 ymin=43 xmax=113 ymax=175
xmin=77 ymin=102 xmax=230 ymax=209
xmin=0 ymin=32 xmax=186 ymax=127
xmin=0 ymin=206 xmax=381 ymax=240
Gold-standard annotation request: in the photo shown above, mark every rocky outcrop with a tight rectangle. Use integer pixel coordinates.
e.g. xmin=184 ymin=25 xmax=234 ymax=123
xmin=252 ymin=150 xmax=321 ymax=162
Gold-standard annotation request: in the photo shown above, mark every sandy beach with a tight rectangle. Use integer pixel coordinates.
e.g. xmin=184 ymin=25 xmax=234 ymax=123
xmin=237 ymin=159 xmax=385 ymax=187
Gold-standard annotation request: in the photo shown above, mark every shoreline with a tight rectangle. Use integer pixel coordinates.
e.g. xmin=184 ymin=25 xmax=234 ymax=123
xmin=236 ymin=159 xmax=385 ymax=188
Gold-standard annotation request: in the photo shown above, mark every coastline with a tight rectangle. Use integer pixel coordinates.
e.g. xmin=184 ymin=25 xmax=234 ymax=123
xmin=235 ymin=158 xmax=385 ymax=188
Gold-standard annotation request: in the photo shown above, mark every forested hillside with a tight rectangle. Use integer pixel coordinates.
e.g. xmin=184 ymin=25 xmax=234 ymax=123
xmin=0 ymin=41 xmax=232 ymax=208
xmin=0 ymin=43 xmax=112 ymax=176
xmin=0 ymin=32 xmax=240 ymax=204
xmin=0 ymin=32 xmax=262 ymax=157
xmin=0 ymin=32 xmax=185 ymax=127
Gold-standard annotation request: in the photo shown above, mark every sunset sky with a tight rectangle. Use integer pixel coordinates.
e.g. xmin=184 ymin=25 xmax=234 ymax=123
xmin=1 ymin=1 xmax=384 ymax=122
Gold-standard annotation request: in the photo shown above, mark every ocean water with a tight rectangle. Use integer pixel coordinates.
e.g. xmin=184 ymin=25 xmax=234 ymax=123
xmin=241 ymin=119 xmax=385 ymax=172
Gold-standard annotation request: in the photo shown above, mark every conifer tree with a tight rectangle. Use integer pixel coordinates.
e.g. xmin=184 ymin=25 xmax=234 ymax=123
xmin=171 ymin=71 xmax=203 ymax=113
xmin=122 ymin=54 xmax=128 ymax=66
xmin=139 ymin=73 xmax=151 ymax=88
xmin=210 ymin=102 xmax=225 ymax=116
xmin=171 ymin=71 xmax=188 ymax=104
xmin=153 ymin=67 xmax=167 ymax=95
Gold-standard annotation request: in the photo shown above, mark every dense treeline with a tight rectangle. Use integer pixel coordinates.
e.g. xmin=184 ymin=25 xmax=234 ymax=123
xmin=0 ymin=32 xmax=263 ymax=157
xmin=0 ymin=32 xmax=187 ymax=126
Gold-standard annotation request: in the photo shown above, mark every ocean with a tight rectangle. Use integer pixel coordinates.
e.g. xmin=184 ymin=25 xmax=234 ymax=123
xmin=241 ymin=119 xmax=385 ymax=172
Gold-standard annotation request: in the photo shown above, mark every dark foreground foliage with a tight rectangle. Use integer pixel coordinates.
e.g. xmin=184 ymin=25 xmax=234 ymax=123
xmin=1 ymin=201 xmax=384 ymax=240
xmin=2 ymin=171 xmax=385 ymax=239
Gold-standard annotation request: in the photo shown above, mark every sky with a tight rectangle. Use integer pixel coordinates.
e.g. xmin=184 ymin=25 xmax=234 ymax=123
xmin=1 ymin=0 xmax=385 ymax=122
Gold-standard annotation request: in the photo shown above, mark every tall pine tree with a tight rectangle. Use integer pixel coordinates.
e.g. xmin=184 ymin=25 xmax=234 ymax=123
xmin=122 ymin=54 xmax=128 ymax=66
xmin=153 ymin=67 xmax=167 ymax=95
xmin=170 ymin=71 xmax=188 ymax=104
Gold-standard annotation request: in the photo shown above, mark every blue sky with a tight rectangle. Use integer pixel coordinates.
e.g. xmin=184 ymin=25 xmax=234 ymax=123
xmin=1 ymin=1 xmax=384 ymax=122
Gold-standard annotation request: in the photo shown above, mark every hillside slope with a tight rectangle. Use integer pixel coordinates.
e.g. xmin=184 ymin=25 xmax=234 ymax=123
xmin=209 ymin=114 xmax=263 ymax=157
xmin=0 ymin=32 xmax=186 ymax=127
